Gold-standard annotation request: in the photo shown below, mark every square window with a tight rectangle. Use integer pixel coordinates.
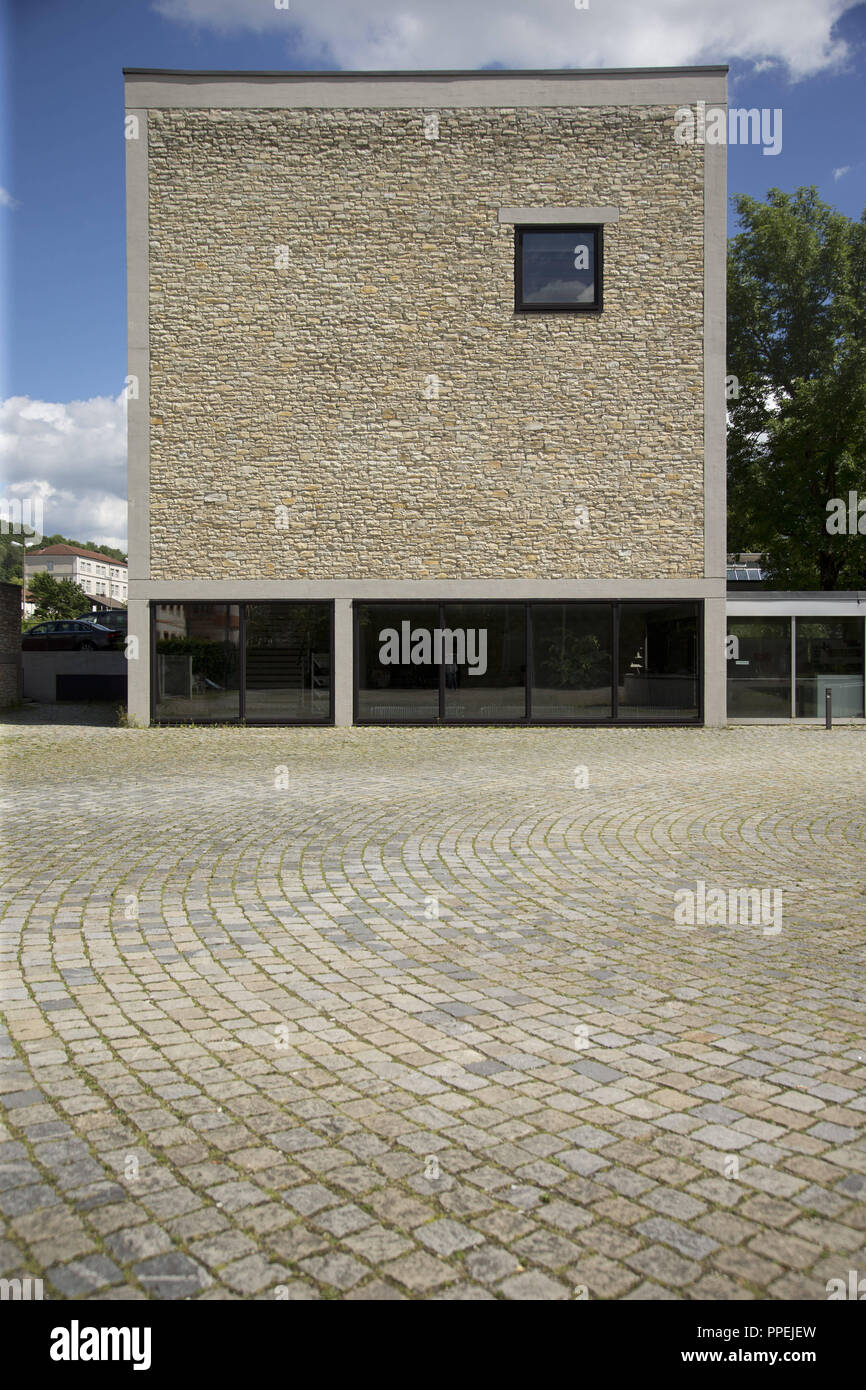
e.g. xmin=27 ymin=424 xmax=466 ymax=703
xmin=515 ymin=225 xmax=602 ymax=312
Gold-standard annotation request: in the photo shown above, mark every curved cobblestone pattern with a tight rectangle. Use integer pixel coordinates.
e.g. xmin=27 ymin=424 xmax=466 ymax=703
xmin=1 ymin=725 xmax=865 ymax=1300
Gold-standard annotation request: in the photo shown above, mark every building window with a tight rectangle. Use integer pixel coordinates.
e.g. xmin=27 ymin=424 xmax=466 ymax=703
xmin=442 ymin=603 xmax=526 ymax=722
xmin=355 ymin=601 xmax=700 ymax=725
xmin=356 ymin=604 xmax=440 ymax=723
xmin=245 ymin=603 xmax=331 ymax=722
xmin=515 ymin=225 xmax=602 ymax=313
xmin=727 ymin=617 xmax=791 ymax=717
xmin=154 ymin=604 xmax=240 ymax=722
xmin=727 ymin=615 xmax=865 ymax=719
xmin=152 ymin=602 xmax=332 ymax=724
xmin=795 ymin=617 xmax=864 ymax=717
xmin=532 ymin=603 xmax=612 ymax=720
xmin=618 ymin=603 xmax=700 ymax=721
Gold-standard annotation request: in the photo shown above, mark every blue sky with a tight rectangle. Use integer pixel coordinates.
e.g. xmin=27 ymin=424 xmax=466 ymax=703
xmin=1 ymin=0 xmax=864 ymax=550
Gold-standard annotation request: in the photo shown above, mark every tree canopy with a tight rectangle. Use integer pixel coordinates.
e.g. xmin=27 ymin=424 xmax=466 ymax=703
xmin=27 ymin=572 xmax=91 ymax=621
xmin=727 ymin=187 xmax=866 ymax=588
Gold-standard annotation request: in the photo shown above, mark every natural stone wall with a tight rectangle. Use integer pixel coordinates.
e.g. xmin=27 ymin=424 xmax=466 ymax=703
xmin=147 ymin=106 xmax=705 ymax=581
xmin=0 ymin=581 xmax=22 ymax=706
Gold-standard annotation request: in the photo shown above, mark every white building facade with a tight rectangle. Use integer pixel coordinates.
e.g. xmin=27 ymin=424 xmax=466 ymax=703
xmin=24 ymin=545 xmax=128 ymax=607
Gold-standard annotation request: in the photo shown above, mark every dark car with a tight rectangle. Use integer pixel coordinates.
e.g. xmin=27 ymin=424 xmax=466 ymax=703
xmin=22 ymin=620 xmax=124 ymax=652
xmin=78 ymin=609 xmax=127 ymax=635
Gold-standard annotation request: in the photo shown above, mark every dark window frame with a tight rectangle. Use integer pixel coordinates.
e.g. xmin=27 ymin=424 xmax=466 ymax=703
xmin=150 ymin=600 xmax=335 ymax=727
xmin=514 ymin=224 xmax=604 ymax=314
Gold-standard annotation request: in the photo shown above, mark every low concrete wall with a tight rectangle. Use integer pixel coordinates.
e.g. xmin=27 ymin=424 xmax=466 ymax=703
xmin=23 ymin=651 xmax=127 ymax=703
xmin=0 ymin=582 xmax=22 ymax=707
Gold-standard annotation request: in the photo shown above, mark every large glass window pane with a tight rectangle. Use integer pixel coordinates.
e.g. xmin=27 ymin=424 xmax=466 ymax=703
xmin=442 ymin=603 xmax=526 ymax=722
xmin=518 ymin=228 xmax=600 ymax=309
xmin=356 ymin=604 xmax=439 ymax=722
xmin=618 ymin=603 xmax=699 ymax=720
xmin=154 ymin=603 xmax=240 ymax=721
xmin=245 ymin=603 xmax=331 ymax=722
xmin=727 ymin=617 xmax=791 ymax=717
xmin=531 ymin=604 xmax=612 ymax=720
xmin=795 ymin=618 xmax=864 ymax=717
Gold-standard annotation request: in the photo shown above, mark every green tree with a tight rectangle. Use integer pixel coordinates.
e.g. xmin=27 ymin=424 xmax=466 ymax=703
xmin=28 ymin=572 xmax=91 ymax=620
xmin=727 ymin=187 xmax=866 ymax=588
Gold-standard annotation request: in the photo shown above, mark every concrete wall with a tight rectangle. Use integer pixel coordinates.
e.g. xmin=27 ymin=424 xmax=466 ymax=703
xmin=0 ymin=582 xmax=22 ymax=707
xmin=23 ymin=651 xmax=127 ymax=703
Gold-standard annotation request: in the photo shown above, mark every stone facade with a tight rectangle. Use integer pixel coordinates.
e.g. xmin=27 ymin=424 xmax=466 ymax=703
xmin=0 ymin=582 xmax=22 ymax=707
xmin=146 ymin=105 xmax=706 ymax=582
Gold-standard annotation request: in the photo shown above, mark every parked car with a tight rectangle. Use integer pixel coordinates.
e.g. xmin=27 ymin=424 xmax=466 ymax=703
xmin=23 ymin=620 xmax=124 ymax=652
xmin=77 ymin=608 xmax=127 ymax=634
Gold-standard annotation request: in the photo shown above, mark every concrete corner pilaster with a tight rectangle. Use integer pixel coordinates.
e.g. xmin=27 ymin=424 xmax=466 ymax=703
xmin=333 ymin=599 xmax=353 ymax=726
xmin=704 ymin=594 xmax=727 ymax=726
xmin=126 ymin=599 xmax=151 ymax=725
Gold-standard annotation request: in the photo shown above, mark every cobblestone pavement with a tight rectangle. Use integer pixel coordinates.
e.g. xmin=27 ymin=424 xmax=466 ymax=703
xmin=1 ymin=724 xmax=865 ymax=1301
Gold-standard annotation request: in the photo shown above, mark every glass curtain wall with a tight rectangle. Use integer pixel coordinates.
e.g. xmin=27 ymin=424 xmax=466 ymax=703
xmin=531 ymin=604 xmax=612 ymax=720
xmin=617 ymin=604 xmax=700 ymax=720
xmin=795 ymin=618 xmax=864 ymax=717
xmin=153 ymin=602 xmax=332 ymax=723
xmin=245 ymin=603 xmax=331 ymax=722
xmin=356 ymin=601 xmax=700 ymax=724
xmin=726 ymin=617 xmax=792 ymax=717
xmin=727 ymin=615 xmax=865 ymax=718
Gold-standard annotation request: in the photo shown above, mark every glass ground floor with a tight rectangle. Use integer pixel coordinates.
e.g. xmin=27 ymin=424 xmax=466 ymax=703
xmin=727 ymin=603 xmax=866 ymax=719
xmin=149 ymin=598 xmax=704 ymax=725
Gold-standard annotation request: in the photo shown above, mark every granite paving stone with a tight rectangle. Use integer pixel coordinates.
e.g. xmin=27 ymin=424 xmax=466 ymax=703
xmin=1 ymin=722 xmax=863 ymax=1300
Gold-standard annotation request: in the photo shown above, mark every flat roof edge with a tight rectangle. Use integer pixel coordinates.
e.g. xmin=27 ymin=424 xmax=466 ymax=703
xmin=123 ymin=66 xmax=729 ymax=79
xmin=727 ymin=591 xmax=866 ymax=601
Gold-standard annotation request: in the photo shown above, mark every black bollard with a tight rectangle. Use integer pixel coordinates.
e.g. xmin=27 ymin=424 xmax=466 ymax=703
xmin=825 ymin=687 xmax=832 ymax=730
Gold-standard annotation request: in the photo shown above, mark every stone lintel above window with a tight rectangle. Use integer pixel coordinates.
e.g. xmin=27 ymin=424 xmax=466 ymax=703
xmin=498 ymin=206 xmax=619 ymax=224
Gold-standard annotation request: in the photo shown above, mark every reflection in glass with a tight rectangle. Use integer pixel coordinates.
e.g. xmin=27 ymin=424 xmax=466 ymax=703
xmin=356 ymin=604 xmax=439 ymax=722
xmin=618 ymin=604 xmax=699 ymax=720
xmin=726 ymin=618 xmax=791 ymax=717
xmin=154 ymin=603 xmax=240 ymax=721
xmin=443 ymin=604 xmax=526 ymax=721
xmin=520 ymin=229 xmax=597 ymax=306
xmin=245 ymin=603 xmax=330 ymax=722
xmin=532 ymin=605 xmax=612 ymax=720
xmin=795 ymin=618 xmax=864 ymax=717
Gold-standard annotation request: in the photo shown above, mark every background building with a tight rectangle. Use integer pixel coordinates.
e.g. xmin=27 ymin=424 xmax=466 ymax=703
xmin=24 ymin=544 xmax=128 ymax=606
xmin=125 ymin=67 xmax=727 ymax=725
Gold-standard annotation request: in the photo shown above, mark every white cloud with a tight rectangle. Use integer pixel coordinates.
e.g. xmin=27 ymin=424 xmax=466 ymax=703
xmin=833 ymin=165 xmax=851 ymax=180
xmin=0 ymin=187 xmax=20 ymax=209
xmin=0 ymin=394 xmax=127 ymax=551
xmin=152 ymin=0 xmax=854 ymax=79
